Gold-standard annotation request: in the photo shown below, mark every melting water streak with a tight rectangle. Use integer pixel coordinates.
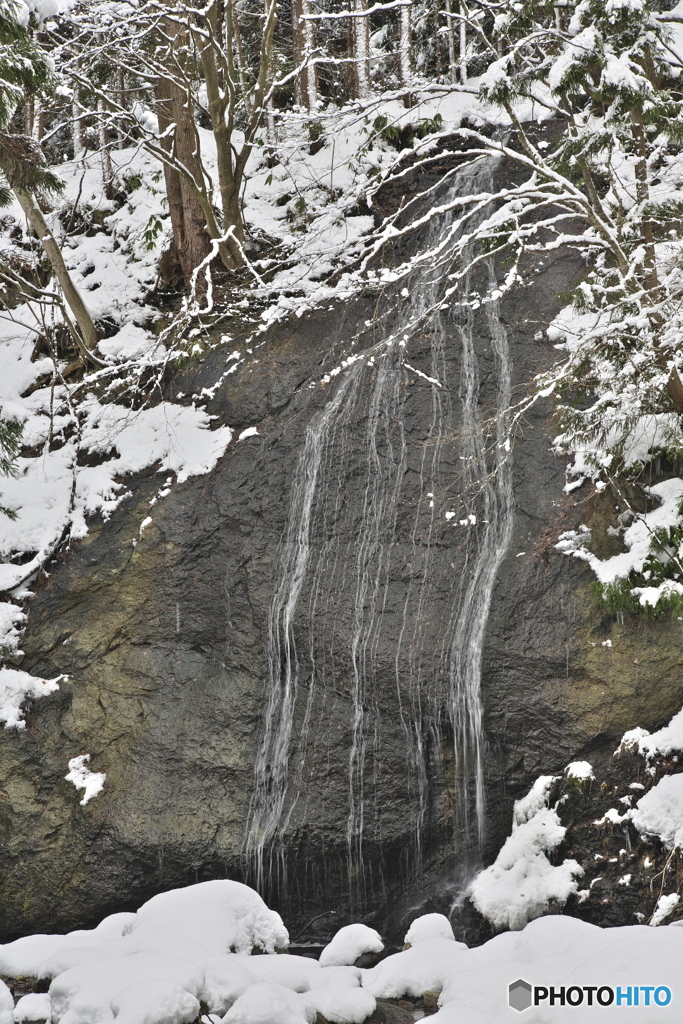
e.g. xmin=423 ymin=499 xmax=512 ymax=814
xmin=245 ymin=157 xmax=515 ymax=899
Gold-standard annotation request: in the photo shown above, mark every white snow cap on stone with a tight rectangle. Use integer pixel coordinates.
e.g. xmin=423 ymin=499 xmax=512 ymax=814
xmin=65 ymin=754 xmax=106 ymax=805
xmin=318 ymin=923 xmax=383 ymax=967
xmin=13 ymin=992 xmax=51 ymax=1022
xmin=122 ymin=880 xmax=289 ymax=955
xmin=222 ymin=982 xmax=316 ymax=1024
xmin=565 ymin=760 xmax=595 ymax=782
xmin=307 ymin=966 xmax=375 ymax=1024
xmin=404 ymin=913 xmax=455 ymax=946
xmin=362 ymin=937 xmax=467 ymax=1000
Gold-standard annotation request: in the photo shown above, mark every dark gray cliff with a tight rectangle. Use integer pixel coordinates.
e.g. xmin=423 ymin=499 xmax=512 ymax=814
xmin=1 ymin=148 xmax=682 ymax=943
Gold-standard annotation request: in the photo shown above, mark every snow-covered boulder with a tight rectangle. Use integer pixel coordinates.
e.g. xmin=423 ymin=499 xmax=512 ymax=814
xmin=404 ymin=913 xmax=455 ymax=946
xmin=122 ymin=880 xmax=289 ymax=955
xmin=319 ymin=923 xmax=383 ymax=967
xmin=221 ymin=982 xmax=316 ymax=1024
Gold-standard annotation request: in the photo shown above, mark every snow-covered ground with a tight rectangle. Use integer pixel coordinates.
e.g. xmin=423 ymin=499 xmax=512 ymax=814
xmin=0 ymin=877 xmax=681 ymax=1024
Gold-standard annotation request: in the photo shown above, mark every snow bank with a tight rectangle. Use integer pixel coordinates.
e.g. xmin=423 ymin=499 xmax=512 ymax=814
xmin=468 ymin=776 xmax=583 ymax=930
xmin=0 ymin=912 xmax=135 ymax=977
xmin=319 ymin=923 xmax=383 ymax=967
xmin=65 ymin=754 xmax=106 ymax=806
xmin=0 ymin=668 xmax=62 ymax=729
xmin=429 ymin=914 xmax=683 ymax=1022
xmin=1 ymin=882 xmax=683 ymax=1024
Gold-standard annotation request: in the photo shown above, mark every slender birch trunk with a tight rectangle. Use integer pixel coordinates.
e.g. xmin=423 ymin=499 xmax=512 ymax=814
xmin=399 ymin=2 xmax=412 ymax=94
xmin=14 ymin=188 xmax=98 ymax=358
xmin=352 ymin=0 xmax=371 ymax=99
xmin=444 ymin=0 xmax=457 ymax=84
xmin=97 ymin=97 xmax=114 ymax=197
xmin=72 ymin=98 xmax=84 ymax=160
xmin=459 ymin=1 xmax=467 ymax=84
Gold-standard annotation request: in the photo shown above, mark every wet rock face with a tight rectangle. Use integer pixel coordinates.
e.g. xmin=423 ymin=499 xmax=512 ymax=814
xmin=1 ymin=152 xmax=682 ymax=943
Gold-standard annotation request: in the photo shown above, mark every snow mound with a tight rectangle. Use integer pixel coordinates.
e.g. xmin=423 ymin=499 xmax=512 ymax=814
xmin=48 ymin=952 xmax=204 ymax=1024
xmin=0 ymin=980 xmax=12 ymax=1024
xmin=13 ymin=992 xmax=50 ymax=1022
xmin=362 ymin=937 xmax=467 ymax=999
xmin=111 ymin=980 xmax=200 ymax=1024
xmin=0 ymin=912 xmax=135 ymax=977
xmin=318 ymin=923 xmax=383 ymax=967
xmin=221 ymin=983 xmax=315 ymax=1024
xmin=123 ymin=881 xmax=289 ymax=955
xmin=307 ymin=968 xmax=376 ymax=1024
xmin=404 ymin=913 xmax=455 ymax=946
xmin=469 ymin=776 xmax=583 ymax=930
xmin=200 ymin=957 xmax=257 ymax=1015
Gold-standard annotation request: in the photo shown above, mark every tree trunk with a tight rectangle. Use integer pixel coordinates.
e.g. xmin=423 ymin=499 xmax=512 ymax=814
xmin=352 ymin=0 xmax=371 ymax=99
xmin=195 ymin=0 xmax=246 ymax=270
xmin=459 ymin=1 xmax=467 ymax=84
xmin=154 ymin=32 xmax=212 ymax=286
xmin=31 ymin=98 xmax=43 ymax=143
xmin=97 ymin=97 xmax=115 ymax=198
xmin=14 ymin=188 xmax=98 ymax=358
xmin=444 ymin=0 xmax=457 ymax=84
xmin=293 ymin=0 xmax=318 ymax=110
xmin=72 ymin=101 xmax=84 ymax=160
xmin=399 ymin=2 xmax=412 ymax=103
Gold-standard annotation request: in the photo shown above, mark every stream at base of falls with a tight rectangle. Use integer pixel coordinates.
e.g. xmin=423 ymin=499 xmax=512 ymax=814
xmin=245 ymin=157 xmax=514 ymax=918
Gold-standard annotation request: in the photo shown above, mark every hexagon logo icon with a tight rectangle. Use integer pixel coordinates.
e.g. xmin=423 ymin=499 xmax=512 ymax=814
xmin=509 ymin=979 xmax=533 ymax=1012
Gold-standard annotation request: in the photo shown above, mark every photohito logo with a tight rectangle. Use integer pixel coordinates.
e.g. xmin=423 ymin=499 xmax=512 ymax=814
xmin=508 ymin=980 xmax=672 ymax=1011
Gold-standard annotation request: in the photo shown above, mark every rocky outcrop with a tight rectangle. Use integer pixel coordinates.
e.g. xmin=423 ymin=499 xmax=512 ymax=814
xmin=0 ymin=144 xmax=681 ymax=944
